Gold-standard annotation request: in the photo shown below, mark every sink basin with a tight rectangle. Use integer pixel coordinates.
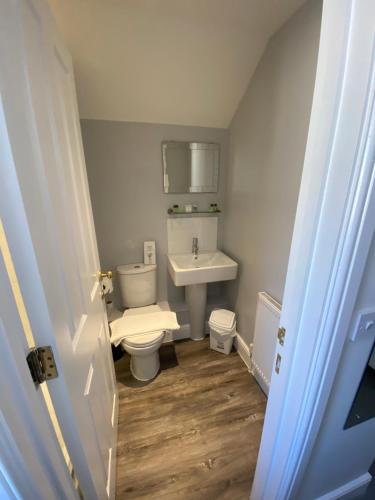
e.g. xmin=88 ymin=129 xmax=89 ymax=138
xmin=167 ymin=250 xmax=238 ymax=287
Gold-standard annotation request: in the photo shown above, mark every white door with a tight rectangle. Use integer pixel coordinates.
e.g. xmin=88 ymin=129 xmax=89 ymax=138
xmin=0 ymin=1 xmax=117 ymax=499
xmin=0 ymin=228 xmax=78 ymax=500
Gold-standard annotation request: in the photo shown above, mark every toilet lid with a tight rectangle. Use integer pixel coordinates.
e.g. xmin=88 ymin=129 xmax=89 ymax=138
xmin=122 ymin=330 xmax=164 ymax=348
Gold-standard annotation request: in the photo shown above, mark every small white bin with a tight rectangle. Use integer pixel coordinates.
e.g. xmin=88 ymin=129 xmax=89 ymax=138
xmin=209 ymin=309 xmax=236 ymax=355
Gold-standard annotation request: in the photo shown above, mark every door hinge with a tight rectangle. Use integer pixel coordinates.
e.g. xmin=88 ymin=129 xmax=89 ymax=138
xmin=277 ymin=327 xmax=286 ymax=346
xmin=27 ymin=346 xmax=58 ymax=385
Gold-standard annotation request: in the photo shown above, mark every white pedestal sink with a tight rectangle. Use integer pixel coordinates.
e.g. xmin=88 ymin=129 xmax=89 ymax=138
xmin=167 ymin=251 xmax=238 ymax=340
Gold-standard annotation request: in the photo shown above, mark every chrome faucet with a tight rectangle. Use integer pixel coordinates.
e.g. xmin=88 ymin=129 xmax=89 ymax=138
xmin=192 ymin=237 xmax=199 ymax=258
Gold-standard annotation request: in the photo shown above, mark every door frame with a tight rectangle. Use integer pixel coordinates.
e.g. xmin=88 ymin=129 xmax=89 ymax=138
xmin=1 ymin=0 xmax=374 ymax=499
xmin=252 ymin=0 xmax=375 ymax=498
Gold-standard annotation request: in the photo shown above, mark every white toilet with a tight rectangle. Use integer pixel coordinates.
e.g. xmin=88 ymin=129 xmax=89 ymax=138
xmin=117 ymin=263 xmax=165 ymax=381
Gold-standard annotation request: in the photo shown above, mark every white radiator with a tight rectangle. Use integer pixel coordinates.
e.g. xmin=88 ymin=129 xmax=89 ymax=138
xmin=251 ymin=292 xmax=281 ymax=396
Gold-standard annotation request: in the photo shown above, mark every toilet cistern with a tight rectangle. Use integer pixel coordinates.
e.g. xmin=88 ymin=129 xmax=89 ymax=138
xmin=192 ymin=237 xmax=199 ymax=258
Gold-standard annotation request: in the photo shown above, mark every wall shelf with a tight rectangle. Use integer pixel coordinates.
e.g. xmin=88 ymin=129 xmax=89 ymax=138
xmin=167 ymin=210 xmax=221 ymax=218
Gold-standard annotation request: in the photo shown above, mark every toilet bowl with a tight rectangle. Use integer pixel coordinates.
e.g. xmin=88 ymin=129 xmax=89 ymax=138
xmin=116 ymin=263 xmax=164 ymax=381
xmin=121 ymin=330 xmax=165 ymax=381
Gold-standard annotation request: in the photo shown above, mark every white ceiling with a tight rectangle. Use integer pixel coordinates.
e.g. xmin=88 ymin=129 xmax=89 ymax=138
xmin=48 ymin=0 xmax=306 ymax=128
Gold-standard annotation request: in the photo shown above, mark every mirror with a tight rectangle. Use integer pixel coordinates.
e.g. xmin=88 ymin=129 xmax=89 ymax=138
xmin=162 ymin=141 xmax=219 ymax=193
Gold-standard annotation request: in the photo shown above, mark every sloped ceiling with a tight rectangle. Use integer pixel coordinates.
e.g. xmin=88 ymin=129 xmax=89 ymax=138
xmin=49 ymin=0 xmax=306 ymax=128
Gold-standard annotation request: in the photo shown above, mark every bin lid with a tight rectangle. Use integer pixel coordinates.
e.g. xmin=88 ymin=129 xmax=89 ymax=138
xmin=209 ymin=309 xmax=236 ymax=330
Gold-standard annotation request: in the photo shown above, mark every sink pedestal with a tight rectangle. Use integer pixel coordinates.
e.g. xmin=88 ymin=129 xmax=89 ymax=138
xmin=167 ymin=251 xmax=238 ymax=340
xmin=185 ymin=283 xmax=207 ymax=341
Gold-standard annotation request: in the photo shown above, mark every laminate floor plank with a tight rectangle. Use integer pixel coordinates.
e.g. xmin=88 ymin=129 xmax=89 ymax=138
xmin=115 ymin=338 xmax=266 ymax=499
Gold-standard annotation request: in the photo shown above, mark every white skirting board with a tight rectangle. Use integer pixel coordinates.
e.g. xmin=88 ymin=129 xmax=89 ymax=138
xmin=315 ymin=472 xmax=372 ymax=500
xmin=163 ymin=323 xmax=191 ymax=342
xmin=235 ymin=334 xmax=252 ymax=370
xmin=164 ymin=320 xmax=211 ymax=343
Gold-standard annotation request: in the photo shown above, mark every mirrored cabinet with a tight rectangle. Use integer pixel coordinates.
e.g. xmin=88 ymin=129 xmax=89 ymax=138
xmin=162 ymin=141 xmax=220 ymax=194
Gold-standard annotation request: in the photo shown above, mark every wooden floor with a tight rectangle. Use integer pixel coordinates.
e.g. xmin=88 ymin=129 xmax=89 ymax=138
xmin=115 ymin=338 xmax=267 ymax=500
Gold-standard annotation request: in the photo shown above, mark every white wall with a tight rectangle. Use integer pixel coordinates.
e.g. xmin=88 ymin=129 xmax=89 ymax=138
xmin=222 ymin=0 xmax=322 ymax=344
xmin=297 ymin=235 xmax=375 ymax=499
xmin=81 ymin=120 xmax=228 ymax=307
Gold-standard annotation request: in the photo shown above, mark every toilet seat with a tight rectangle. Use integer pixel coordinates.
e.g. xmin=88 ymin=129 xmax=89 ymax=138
xmin=122 ymin=330 xmax=164 ymax=348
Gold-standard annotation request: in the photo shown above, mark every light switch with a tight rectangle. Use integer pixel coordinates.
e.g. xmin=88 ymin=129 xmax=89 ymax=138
xmin=350 ymin=309 xmax=375 ymax=342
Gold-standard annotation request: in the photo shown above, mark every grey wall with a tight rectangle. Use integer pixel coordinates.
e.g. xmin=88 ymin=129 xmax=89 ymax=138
xmin=297 ymin=235 xmax=375 ymax=499
xmin=81 ymin=120 xmax=228 ymax=307
xmin=222 ymin=0 xmax=322 ymax=343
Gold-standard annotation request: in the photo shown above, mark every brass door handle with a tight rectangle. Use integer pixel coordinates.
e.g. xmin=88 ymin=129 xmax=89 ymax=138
xmin=99 ymin=270 xmax=112 ymax=280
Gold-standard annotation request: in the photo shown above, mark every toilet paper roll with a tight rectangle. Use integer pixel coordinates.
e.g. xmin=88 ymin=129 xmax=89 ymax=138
xmin=101 ymin=276 xmax=113 ymax=295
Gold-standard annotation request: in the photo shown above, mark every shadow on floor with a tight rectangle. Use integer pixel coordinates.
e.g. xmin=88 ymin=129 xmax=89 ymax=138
xmin=159 ymin=343 xmax=179 ymax=370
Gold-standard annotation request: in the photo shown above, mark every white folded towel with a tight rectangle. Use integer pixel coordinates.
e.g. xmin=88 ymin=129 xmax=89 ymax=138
xmin=110 ymin=311 xmax=180 ymax=346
